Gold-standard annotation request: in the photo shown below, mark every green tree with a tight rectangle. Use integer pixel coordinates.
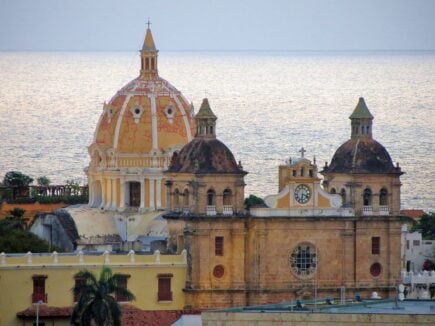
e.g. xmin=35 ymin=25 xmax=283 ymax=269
xmin=3 ymin=171 xmax=33 ymax=187
xmin=71 ymin=267 xmax=135 ymax=326
xmin=410 ymin=212 xmax=435 ymax=240
xmin=244 ymin=194 xmax=265 ymax=209
xmin=36 ymin=176 xmax=51 ymax=186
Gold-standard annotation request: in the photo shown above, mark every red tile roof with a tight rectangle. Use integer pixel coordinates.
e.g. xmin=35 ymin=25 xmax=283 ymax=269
xmin=17 ymin=304 xmax=202 ymax=326
xmin=401 ymin=209 xmax=426 ymax=220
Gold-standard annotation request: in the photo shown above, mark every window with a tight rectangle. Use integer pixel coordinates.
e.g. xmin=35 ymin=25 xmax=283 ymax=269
xmin=330 ymin=188 xmax=336 ymax=194
xmin=309 ymin=169 xmax=313 ymax=177
xmin=290 ymin=243 xmax=317 ymax=278
xmin=73 ymin=277 xmax=85 ymax=302
xmin=406 ymin=240 xmax=410 ymax=250
xmin=157 ymin=274 xmax=173 ymax=301
xmin=215 ymin=236 xmax=224 ymax=256
xmin=292 ymin=170 xmax=296 ymax=177
xmin=370 ymin=263 xmax=382 ymax=277
xmin=379 ymin=188 xmax=388 ymax=206
xmin=363 ymin=188 xmax=372 ymax=206
xmin=213 ymin=265 xmax=225 ymax=278
xmin=372 ymin=237 xmax=380 ymax=255
xmin=32 ymin=275 xmax=47 ymax=303
xmin=207 ymin=189 xmax=216 ymax=206
xmin=413 ymin=240 xmax=420 ymax=246
xmin=115 ymin=275 xmax=131 ymax=302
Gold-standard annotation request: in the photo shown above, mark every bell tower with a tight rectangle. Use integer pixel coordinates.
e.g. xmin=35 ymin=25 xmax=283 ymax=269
xmin=350 ymin=97 xmax=373 ymax=139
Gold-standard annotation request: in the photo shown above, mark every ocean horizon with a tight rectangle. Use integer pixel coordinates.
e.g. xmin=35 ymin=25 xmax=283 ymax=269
xmin=0 ymin=51 xmax=434 ymax=210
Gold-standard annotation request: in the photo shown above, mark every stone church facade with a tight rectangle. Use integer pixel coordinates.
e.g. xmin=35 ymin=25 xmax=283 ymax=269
xmin=164 ymin=97 xmax=406 ymax=309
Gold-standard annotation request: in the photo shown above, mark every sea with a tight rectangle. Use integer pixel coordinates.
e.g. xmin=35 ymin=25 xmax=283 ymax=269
xmin=0 ymin=51 xmax=434 ymax=211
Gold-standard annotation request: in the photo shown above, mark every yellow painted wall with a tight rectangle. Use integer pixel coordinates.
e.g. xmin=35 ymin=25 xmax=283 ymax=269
xmin=0 ymin=253 xmax=187 ymax=326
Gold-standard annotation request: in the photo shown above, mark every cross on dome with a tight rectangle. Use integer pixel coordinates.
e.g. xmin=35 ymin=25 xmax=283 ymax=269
xmin=299 ymin=147 xmax=306 ymax=158
xmin=147 ymin=19 xmax=151 ymax=29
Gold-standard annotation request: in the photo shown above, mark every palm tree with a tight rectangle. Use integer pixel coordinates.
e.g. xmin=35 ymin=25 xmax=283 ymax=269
xmin=71 ymin=267 xmax=135 ymax=326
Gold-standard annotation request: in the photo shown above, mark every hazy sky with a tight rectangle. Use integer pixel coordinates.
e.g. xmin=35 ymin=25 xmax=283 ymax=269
xmin=0 ymin=0 xmax=434 ymax=51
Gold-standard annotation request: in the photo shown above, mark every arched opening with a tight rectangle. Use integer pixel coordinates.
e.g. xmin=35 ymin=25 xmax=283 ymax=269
xmin=340 ymin=188 xmax=346 ymax=204
xmin=363 ymin=188 xmax=372 ymax=206
xmin=183 ymin=189 xmax=189 ymax=207
xmin=129 ymin=182 xmax=141 ymax=207
xmin=145 ymin=58 xmax=149 ymax=70
xmin=379 ymin=188 xmax=388 ymax=206
xmin=206 ymin=189 xmax=216 ymax=216
xmin=363 ymin=188 xmax=373 ymax=215
xmin=330 ymin=188 xmax=336 ymax=194
xmin=91 ymin=180 xmax=102 ymax=207
xmin=151 ymin=58 xmax=155 ymax=70
xmin=223 ymin=189 xmax=233 ymax=215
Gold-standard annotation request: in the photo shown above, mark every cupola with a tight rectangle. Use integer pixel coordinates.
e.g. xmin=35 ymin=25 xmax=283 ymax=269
xmin=350 ymin=97 xmax=374 ymax=139
xmin=140 ymin=22 xmax=158 ymax=78
xmin=195 ymin=98 xmax=217 ymax=138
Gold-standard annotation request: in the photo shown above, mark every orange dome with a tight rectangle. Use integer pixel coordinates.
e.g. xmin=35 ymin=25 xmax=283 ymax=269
xmin=91 ymin=27 xmax=194 ymax=156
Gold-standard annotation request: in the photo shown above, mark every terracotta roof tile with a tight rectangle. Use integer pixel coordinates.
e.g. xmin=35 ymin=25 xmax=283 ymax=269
xmin=401 ymin=209 xmax=426 ymax=219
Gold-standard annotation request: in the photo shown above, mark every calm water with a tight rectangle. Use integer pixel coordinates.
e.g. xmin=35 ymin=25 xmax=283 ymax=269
xmin=0 ymin=52 xmax=434 ymax=210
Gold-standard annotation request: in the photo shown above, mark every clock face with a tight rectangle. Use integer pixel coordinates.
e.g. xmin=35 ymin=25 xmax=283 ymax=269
xmin=294 ymin=184 xmax=311 ymax=204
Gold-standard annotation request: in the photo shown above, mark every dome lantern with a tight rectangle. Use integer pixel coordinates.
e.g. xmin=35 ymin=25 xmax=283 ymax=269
xmin=350 ymin=97 xmax=374 ymax=139
xmin=140 ymin=21 xmax=158 ymax=78
xmin=195 ymin=98 xmax=217 ymax=139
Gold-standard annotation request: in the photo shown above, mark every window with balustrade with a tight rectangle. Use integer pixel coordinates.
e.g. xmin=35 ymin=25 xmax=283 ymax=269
xmin=157 ymin=274 xmax=173 ymax=302
xmin=207 ymin=189 xmax=216 ymax=206
xmin=32 ymin=275 xmax=47 ymax=303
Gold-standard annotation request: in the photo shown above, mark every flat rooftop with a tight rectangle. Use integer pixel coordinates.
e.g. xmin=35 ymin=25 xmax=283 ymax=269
xmin=215 ymin=299 xmax=435 ymax=315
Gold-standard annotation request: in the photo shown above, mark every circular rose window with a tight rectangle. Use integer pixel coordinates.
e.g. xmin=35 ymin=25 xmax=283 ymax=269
xmin=290 ymin=243 xmax=317 ymax=278
xmin=370 ymin=263 xmax=382 ymax=277
xmin=213 ymin=265 xmax=224 ymax=278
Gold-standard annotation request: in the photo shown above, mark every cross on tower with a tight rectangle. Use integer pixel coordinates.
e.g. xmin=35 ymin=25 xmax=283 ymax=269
xmin=299 ymin=147 xmax=306 ymax=158
xmin=203 ymin=89 xmax=209 ymax=98
xmin=147 ymin=19 xmax=152 ymax=29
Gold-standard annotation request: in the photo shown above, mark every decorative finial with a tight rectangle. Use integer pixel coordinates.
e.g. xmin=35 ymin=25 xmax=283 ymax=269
xmin=147 ymin=18 xmax=151 ymax=29
xmin=299 ymin=147 xmax=306 ymax=158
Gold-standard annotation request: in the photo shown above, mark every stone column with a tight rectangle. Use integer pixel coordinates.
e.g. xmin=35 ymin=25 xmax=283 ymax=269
xmin=149 ymin=178 xmax=155 ymax=210
xmin=105 ymin=179 xmax=112 ymax=210
xmin=88 ymin=177 xmax=94 ymax=206
xmin=119 ymin=178 xmax=126 ymax=211
xmin=100 ymin=178 xmax=106 ymax=209
xmin=156 ymin=178 xmax=162 ymax=209
xmin=111 ymin=178 xmax=117 ymax=209
xmin=140 ymin=179 xmax=145 ymax=210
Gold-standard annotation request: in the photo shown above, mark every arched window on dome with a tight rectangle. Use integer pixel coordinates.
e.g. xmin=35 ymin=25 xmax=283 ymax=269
xmin=363 ymin=188 xmax=372 ymax=206
xmin=379 ymin=188 xmax=388 ymax=206
xmin=173 ymin=189 xmax=180 ymax=211
xmin=340 ymin=188 xmax=346 ymax=205
xmin=330 ymin=188 xmax=336 ymax=194
xmin=223 ymin=189 xmax=233 ymax=215
xmin=207 ymin=189 xmax=216 ymax=206
xmin=206 ymin=189 xmax=216 ymax=216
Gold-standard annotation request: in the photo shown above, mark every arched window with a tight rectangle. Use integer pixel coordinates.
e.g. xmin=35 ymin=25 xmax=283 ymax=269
xmin=174 ymin=189 xmax=180 ymax=207
xmin=330 ymin=188 xmax=336 ymax=194
xmin=363 ymin=188 xmax=372 ymax=206
xmin=379 ymin=188 xmax=388 ymax=206
xmin=145 ymin=58 xmax=149 ymax=70
xmin=207 ymin=189 xmax=216 ymax=206
xmin=151 ymin=58 xmax=155 ymax=70
xmin=183 ymin=189 xmax=189 ymax=206
xmin=223 ymin=189 xmax=232 ymax=206
xmin=340 ymin=188 xmax=346 ymax=204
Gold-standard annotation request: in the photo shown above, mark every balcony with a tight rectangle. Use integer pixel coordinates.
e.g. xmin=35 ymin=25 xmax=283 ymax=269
xmin=206 ymin=205 xmax=216 ymax=216
xmin=223 ymin=205 xmax=233 ymax=215
xmin=362 ymin=206 xmax=373 ymax=216
xmin=379 ymin=205 xmax=389 ymax=215
xmin=182 ymin=206 xmax=190 ymax=214
xmin=32 ymin=292 xmax=47 ymax=303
